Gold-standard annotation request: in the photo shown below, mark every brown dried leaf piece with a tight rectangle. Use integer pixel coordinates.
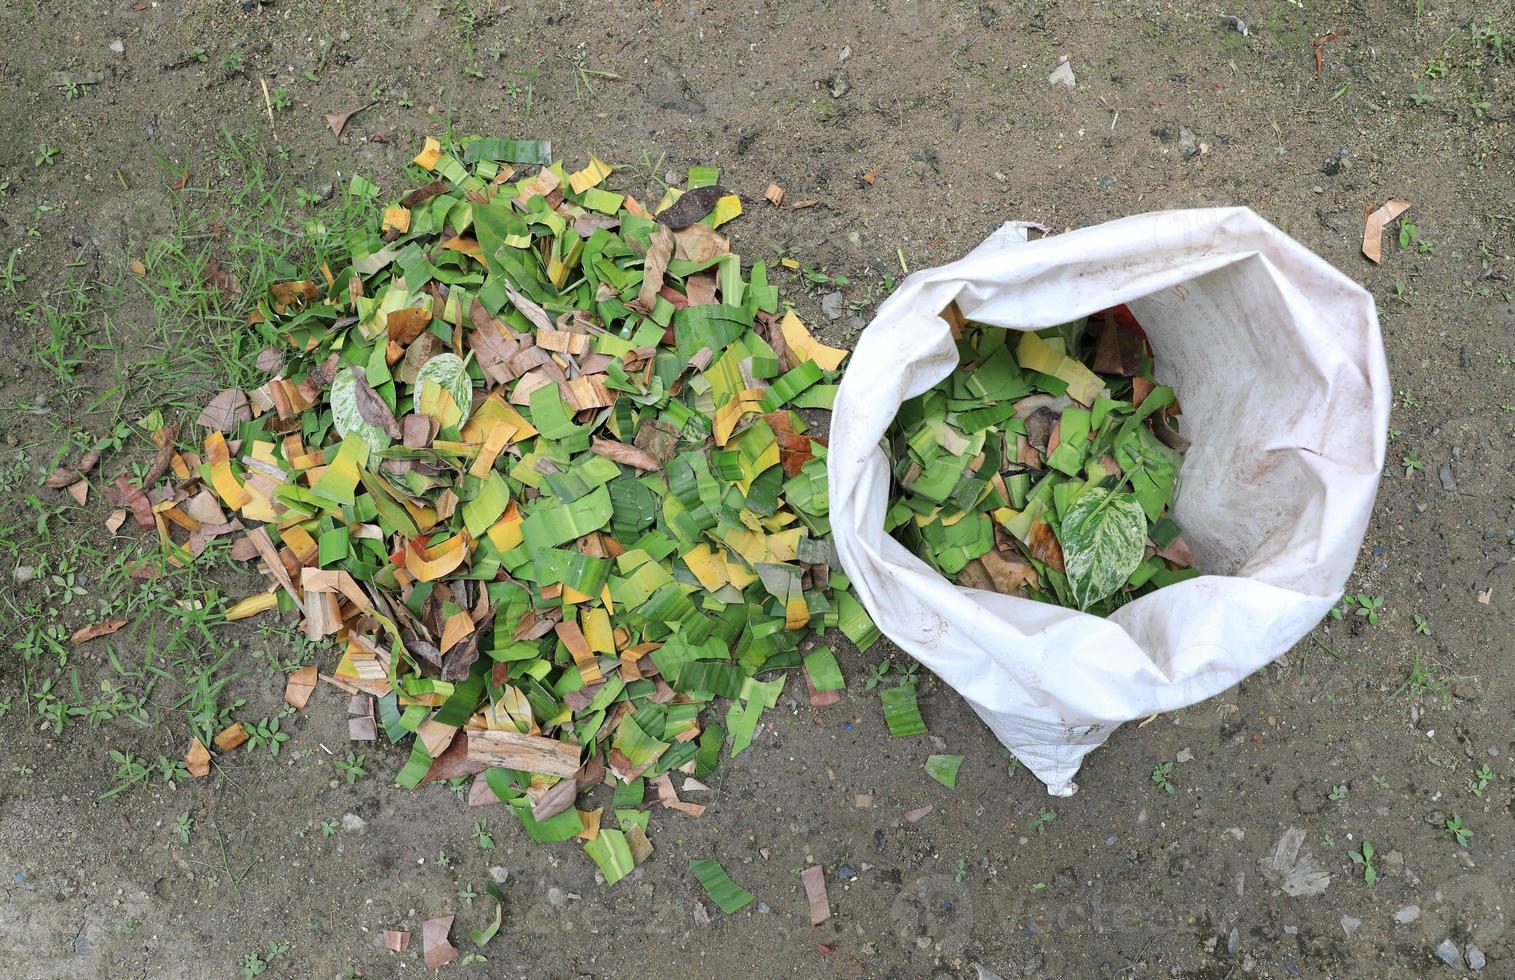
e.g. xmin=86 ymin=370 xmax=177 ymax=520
xmin=197 ymin=388 xmax=252 ymax=432
xmin=70 ymin=618 xmax=127 ymax=646
xmin=801 ymin=865 xmax=831 ymax=925
xmin=590 ymin=436 xmax=662 ymax=472
xmin=213 ymin=722 xmax=248 ymax=752
xmin=284 ymin=664 xmax=318 ymax=709
xmin=45 ymin=448 xmax=102 ymax=489
xmin=673 ymin=224 xmax=730 ymax=263
xmin=466 ymin=729 xmax=582 ymax=777
xmin=1362 ymin=199 xmax=1411 ymax=264
xmin=631 ymin=224 xmax=675 ymax=314
xmin=324 ymin=101 xmax=374 ymax=138
xmin=422 ymin=916 xmax=458 ymax=969
xmin=351 ymin=368 xmax=402 ymax=438
xmin=1026 ymin=520 xmax=1065 ymax=572
xmin=186 ymin=737 xmax=211 ymax=778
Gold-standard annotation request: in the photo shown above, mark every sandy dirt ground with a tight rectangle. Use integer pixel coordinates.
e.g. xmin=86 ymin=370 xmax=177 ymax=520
xmin=1 ymin=1 xmax=1512 ymax=977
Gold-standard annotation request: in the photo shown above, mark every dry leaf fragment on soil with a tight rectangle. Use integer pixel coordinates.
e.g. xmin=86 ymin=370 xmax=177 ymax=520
xmin=69 ymin=618 xmax=126 ymax=646
xmin=801 ymin=864 xmax=831 ymax=925
xmin=1260 ymin=827 xmax=1331 ymax=896
xmin=284 ymin=664 xmax=318 ymax=709
xmin=325 ymin=102 xmax=375 ymax=138
xmin=421 ymin=916 xmax=458 ymax=969
xmin=376 ymin=930 xmax=410 ymax=952
xmin=185 ymin=737 xmax=211 ymax=778
xmin=213 ymin=722 xmax=248 ymax=752
xmin=1362 ymin=199 xmax=1411 ymax=264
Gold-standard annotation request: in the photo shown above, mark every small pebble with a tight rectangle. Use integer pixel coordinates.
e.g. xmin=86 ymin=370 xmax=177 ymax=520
xmin=1467 ymin=945 xmax=1485 ymax=970
xmin=1435 ymin=939 xmax=1465 ymax=970
xmin=109 ymin=39 xmax=124 ymax=53
xmin=1439 ymin=464 xmax=1455 ymax=491
xmin=838 ymin=864 xmax=857 ymax=881
xmin=341 ymin=813 xmax=366 ymax=833
xmin=1175 ymin=748 xmax=1194 ymax=763
xmin=1395 ymin=904 xmax=1421 ymax=924
xmin=1047 ymin=60 xmax=1076 ymax=88
xmin=1341 ymin=915 xmax=1361 ymax=936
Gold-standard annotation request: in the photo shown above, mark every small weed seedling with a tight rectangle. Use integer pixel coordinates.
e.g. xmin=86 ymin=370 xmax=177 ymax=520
xmin=34 ymin=145 xmax=59 ymax=168
xmin=1446 ymin=816 xmax=1472 ymax=847
xmin=864 ymin=659 xmax=892 ymax=690
xmin=953 ymin=858 xmax=968 ymax=883
xmin=1350 ymin=594 xmax=1385 ymax=624
xmin=173 ymin=811 xmax=194 ymax=844
xmin=1469 ymin=764 xmax=1494 ymax=798
xmin=1401 ymin=455 xmax=1423 ymax=475
xmin=1413 ymin=614 xmax=1431 ymax=635
xmin=1028 ymin=808 xmax=1057 ymax=834
xmin=245 ymin=717 xmax=290 ymax=756
xmin=1151 ymin=761 xmax=1176 ymax=794
xmin=334 ymin=752 xmax=367 ymax=785
xmin=1329 ymin=784 xmax=1349 ymax=801
xmin=1349 ymin=840 xmax=1378 ymax=885
xmin=472 ymin=819 xmax=495 ymax=850
xmin=320 ymin=819 xmax=339 ymax=837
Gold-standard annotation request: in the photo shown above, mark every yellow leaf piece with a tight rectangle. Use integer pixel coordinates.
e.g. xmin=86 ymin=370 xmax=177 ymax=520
xmin=713 ymin=390 xmax=765 ymax=446
xmin=780 ymin=257 xmax=800 ymax=270
xmin=205 ymin=432 xmax=251 ymax=510
xmin=575 ymin=807 xmax=603 ymax=841
xmin=405 ymin=531 xmax=471 ymax=582
xmin=463 ymin=392 xmax=537 ymax=444
xmin=467 ymin=417 xmax=514 ymax=479
xmin=568 ymin=154 xmax=613 ymax=194
xmin=439 ymin=609 xmax=475 ymax=652
xmin=681 ymin=543 xmax=729 ymax=592
xmin=281 ymin=525 xmax=319 ymax=566
xmin=418 ymin=380 xmax=463 ymax=429
xmin=708 ymin=194 xmax=743 ymax=228
xmin=414 ymin=136 xmax=443 ymax=171
xmin=561 ymin=585 xmax=593 ymax=605
xmin=582 ymin=607 xmax=614 ymax=655
xmin=382 ymin=206 xmax=412 ymax=233
xmin=653 ymin=186 xmax=682 ymax=215
xmin=441 ymin=235 xmax=485 ymax=263
xmin=785 ymin=595 xmax=811 ymax=630
xmin=225 ymin=591 xmax=278 ymax=621
xmin=780 ymin=310 xmax=848 ymax=372
xmin=486 ymin=503 xmax=524 ymax=553
xmin=310 ymin=436 xmax=369 ymax=508
xmin=601 ymin=584 xmax=616 ymax=616
xmin=724 ymin=526 xmax=804 ymax=564
xmin=1015 ymin=331 xmax=1104 ymax=406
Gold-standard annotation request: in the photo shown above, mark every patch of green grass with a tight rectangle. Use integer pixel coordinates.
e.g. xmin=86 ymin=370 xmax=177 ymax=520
xmin=1390 ymin=651 xmax=1449 ymax=706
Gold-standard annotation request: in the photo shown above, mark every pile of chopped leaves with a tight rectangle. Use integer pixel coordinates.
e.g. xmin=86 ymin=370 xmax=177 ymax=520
xmin=886 ymin=306 xmax=1196 ymax=613
xmin=104 ymin=134 xmax=883 ymax=884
